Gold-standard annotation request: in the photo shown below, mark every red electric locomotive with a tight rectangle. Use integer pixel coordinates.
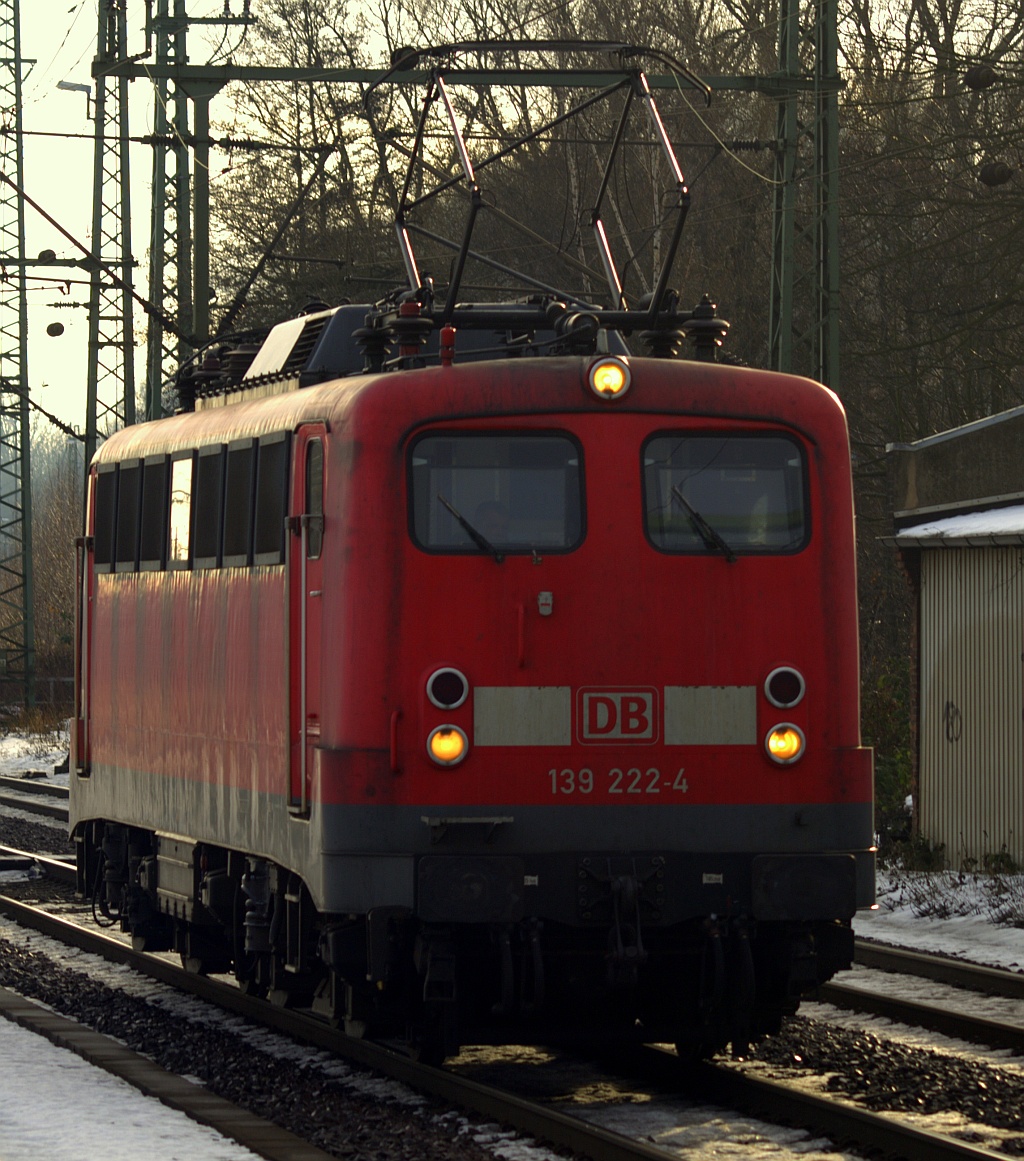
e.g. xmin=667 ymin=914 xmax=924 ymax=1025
xmin=70 ymin=46 xmax=874 ymax=1062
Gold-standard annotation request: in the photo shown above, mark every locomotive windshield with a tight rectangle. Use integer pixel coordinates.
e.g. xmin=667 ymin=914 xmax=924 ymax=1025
xmin=643 ymin=433 xmax=807 ymax=554
xmin=410 ymin=433 xmax=584 ymax=553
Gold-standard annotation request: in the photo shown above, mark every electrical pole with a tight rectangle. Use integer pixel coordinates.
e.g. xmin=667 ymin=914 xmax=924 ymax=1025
xmin=146 ymin=0 xmax=193 ymax=422
xmin=93 ymin=2 xmax=841 ymax=412
xmin=85 ymin=0 xmax=136 ymax=470
xmin=144 ymin=2 xmax=251 ymax=420
xmin=770 ymin=0 xmax=841 ymax=389
xmin=0 ymin=0 xmax=34 ymax=705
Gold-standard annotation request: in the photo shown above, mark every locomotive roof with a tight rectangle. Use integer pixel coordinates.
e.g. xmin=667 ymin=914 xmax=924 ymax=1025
xmin=94 ymin=354 xmax=847 ymax=468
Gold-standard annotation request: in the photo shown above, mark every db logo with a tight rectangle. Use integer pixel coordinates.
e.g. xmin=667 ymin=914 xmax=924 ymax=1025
xmin=577 ymin=688 xmax=658 ymax=744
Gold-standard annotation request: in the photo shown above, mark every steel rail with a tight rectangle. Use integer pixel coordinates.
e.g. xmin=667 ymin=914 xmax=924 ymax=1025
xmin=854 ymin=939 xmax=1024 ymax=999
xmin=0 ymin=894 xmax=689 ymax=1161
xmin=0 ymin=791 xmax=70 ymax=821
xmin=0 ymin=774 xmax=69 ymax=799
xmin=0 ymin=893 xmax=1012 ymax=1161
xmin=819 ymin=980 xmax=1024 ymax=1052
xmin=0 ymin=844 xmax=75 ymax=883
xmin=676 ymin=1054 xmax=1010 ymax=1161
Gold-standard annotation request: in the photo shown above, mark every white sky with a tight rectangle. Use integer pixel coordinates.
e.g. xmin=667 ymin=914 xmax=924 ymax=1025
xmin=17 ymin=2 xmax=239 ymax=437
xmin=20 ymin=1 xmax=138 ymax=435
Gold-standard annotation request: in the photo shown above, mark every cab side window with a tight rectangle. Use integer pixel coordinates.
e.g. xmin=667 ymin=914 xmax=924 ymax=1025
xmin=304 ymin=439 xmax=324 ymax=560
xmin=193 ymin=445 xmax=226 ymax=569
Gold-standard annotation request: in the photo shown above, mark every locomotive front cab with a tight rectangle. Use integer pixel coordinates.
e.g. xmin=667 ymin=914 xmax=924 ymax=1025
xmin=370 ymin=356 xmax=873 ymax=1057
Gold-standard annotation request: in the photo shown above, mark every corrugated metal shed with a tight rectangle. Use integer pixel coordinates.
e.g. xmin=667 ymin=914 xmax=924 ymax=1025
xmin=917 ymin=547 xmax=1024 ymax=866
xmin=888 ymin=410 xmax=1024 ymax=868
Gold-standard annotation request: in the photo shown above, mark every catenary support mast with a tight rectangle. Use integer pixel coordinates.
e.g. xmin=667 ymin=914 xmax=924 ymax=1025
xmin=769 ymin=0 xmax=841 ymax=389
xmin=0 ymin=0 xmax=34 ymax=705
xmin=85 ymin=0 xmax=136 ymax=470
xmin=99 ymin=1 xmax=841 ymax=427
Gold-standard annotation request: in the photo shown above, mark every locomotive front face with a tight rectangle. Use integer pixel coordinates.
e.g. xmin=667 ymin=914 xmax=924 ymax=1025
xmin=313 ymin=358 xmax=874 ymax=946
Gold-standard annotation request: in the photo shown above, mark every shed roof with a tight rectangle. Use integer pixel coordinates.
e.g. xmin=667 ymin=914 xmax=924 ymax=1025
xmin=887 ymin=503 xmax=1024 ymax=548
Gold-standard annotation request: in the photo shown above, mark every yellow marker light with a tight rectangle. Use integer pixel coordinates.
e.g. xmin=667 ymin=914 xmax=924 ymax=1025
xmin=427 ymin=725 xmax=469 ymax=767
xmin=765 ymin=723 xmax=805 ymax=765
xmin=588 ymin=357 xmax=631 ymax=401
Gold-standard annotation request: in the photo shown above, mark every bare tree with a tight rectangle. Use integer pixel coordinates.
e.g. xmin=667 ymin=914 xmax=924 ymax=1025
xmin=31 ymin=423 xmax=84 ymax=699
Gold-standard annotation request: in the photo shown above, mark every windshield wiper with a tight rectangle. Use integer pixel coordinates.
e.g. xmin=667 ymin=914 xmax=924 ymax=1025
xmin=671 ymin=485 xmax=736 ymax=563
xmin=437 ymin=494 xmax=504 ymax=563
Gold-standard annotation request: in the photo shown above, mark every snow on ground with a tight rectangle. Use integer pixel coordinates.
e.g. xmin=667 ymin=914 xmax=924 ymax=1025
xmin=855 ymin=872 xmax=1024 ymax=973
xmin=0 ymin=1018 xmax=260 ymax=1161
xmin=0 ymin=727 xmax=69 ymax=785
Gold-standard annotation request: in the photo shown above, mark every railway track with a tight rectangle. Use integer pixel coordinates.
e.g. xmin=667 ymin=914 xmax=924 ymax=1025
xmin=0 ymin=844 xmax=75 ymax=882
xmin=0 ymin=883 xmax=1018 ymax=1161
xmin=819 ymin=960 xmax=1024 ymax=1052
xmin=850 ymin=941 xmax=1024 ymax=998
xmin=0 ymin=774 xmax=69 ymax=822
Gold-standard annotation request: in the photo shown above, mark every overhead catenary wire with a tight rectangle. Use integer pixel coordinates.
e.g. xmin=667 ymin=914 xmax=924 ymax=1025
xmin=0 ymin=169 xmax=192 ymax=346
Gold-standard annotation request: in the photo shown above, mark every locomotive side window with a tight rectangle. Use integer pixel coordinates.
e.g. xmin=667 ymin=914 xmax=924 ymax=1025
xmin=643 ymin=434 xmax=808 ymax=555
xmin=139 ymin=455 xmax=169 ymax=571
xmin=169 ymin=452 xmax=194 ymax=567
xmin=409 ymin=433 xmax=584 ymax=553
xmin=114 ymin=459 xmax=141 ymax=572
xmin=93 ymin=464 xmax=118 ymax=573
xmin=303 ymin=439 xmax=324 ymax=561
xmin=253 ymin=432 xmax=291 ymax=565
xmin=223 ymin=438 xmax=256 ymax=567
xmin=193 ymin=445 xmax=226 ymax=570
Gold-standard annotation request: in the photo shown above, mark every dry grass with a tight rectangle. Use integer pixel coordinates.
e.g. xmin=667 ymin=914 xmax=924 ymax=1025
xmin=881 ymin=864 xmax=1024 ymax=927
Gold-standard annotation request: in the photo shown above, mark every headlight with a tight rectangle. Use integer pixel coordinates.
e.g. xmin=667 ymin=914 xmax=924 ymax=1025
xmin=427 ymin=725 xmax=468 ymax=766
xmin=427 ymin=667 xmax=468 ymax=709
xmin=765 ymin=723 xmax=805 ymax=765
xmin=588 ymin=356 xmax=631 ymax=401
xmin=764 ymin=666 xmax=805 ymax=708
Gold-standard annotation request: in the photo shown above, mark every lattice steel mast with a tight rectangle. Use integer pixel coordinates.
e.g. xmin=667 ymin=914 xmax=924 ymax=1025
xmin=110 ymin=3 xmax=840 ymax=400
xmin=145 ymin=0 xmax=192 ymax=421
xmin=769 ymin=0 xmax=841 ymax=389
xmin=143 ymin=3 xmax=252 ymax=420
xmin=85 ymin=0 xmax=136 ymax=469
xmin=0 ymin=0 xmax=34 ymax=704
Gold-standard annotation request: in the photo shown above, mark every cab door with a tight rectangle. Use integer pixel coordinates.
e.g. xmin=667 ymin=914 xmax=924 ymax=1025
xmin=288 ymin=425 xmax=326 ymax=812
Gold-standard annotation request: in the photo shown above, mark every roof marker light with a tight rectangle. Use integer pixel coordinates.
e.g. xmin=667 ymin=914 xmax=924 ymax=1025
xmin=588 ymin=356 xmax=631 ymax=401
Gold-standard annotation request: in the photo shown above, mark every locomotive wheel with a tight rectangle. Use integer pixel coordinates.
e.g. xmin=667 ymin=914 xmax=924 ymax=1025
xmin=406 ymin=1026 xmax=447 ymax=1066
xmin=407 ymin=1002 xmax=458 ymax=1066
xmin=234 ymin=951 xmax=268 ymax=998
xmin=176 ymin=920 xmax=231 ymax=976
xmin=674 ymin=1038 xmax=713 ymax=1067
